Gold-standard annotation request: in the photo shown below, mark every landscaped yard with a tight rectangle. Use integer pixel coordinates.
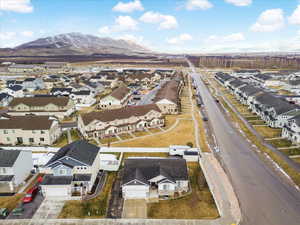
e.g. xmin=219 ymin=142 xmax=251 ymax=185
xmin=59 ymin=172 xmax=117 ymax=218
xmin=254 ymin=126 xmax=282 ymax=138
xmin=112 ymin=118 xmax=195 ymax=148
xmin=147 ymin=163 xmax=219 ymax=219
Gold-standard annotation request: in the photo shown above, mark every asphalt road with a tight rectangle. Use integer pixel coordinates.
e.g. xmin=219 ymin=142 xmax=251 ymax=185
xmin=189 ymin=63 xmax=300 ymax=225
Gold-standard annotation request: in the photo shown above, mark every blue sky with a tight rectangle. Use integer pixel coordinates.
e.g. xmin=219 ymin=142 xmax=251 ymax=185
xmin=1 ymin=0 xmax=300 ymax=53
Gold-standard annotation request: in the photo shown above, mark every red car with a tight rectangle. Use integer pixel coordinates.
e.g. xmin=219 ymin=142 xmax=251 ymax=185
xmin=22 ymin=186 xmax=39 ymax=203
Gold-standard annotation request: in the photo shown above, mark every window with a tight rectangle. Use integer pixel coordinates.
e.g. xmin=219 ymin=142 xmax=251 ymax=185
xmin=40 ymin=138 xmax=45 ymax=142
xmin=6 ymin=137 xmax=10 ymax=142
xmin=59 ymin=169 xmax=66 ymax=175
xmin=41 ymin=130 xmax=45 ymax=134
xmin=29 ymin=138 xmax=34 ymax=143
xmin=0 ymin=168 xmax=7 ymax=174
xmin=32 ymin=130 xmax=36 ymax=134
xmin=3 ymin=130 xmax=8 ymax=134
xmin=162 ymin=184 xmax=169 ymax=190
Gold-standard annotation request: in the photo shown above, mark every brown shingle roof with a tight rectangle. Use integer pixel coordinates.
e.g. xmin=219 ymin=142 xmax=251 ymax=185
xmin=81 ymin=104 xmax=161 ymax=126
xmin=9 ymin=96 xmax=70 ymax=107
xmin=110 ymin=86 xmax=131 ymax=101
xmin=0 ymin=115 xmax=55 ymax=130
xmin=154 ymin=80 xmax=180 ymax=104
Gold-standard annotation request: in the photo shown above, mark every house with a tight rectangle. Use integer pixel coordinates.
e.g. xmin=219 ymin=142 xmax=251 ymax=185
xmin=154 ymin=80 xmax=182 ymax=114
xmin=50 ymin=88 xmax=73 ymax=96
xmin=78 ymin=104 xmax=164 ymax=139
xmin=227 ymin=79 xmax=247 ymax=94
xmin=99 ymin=86 xmax=131 ymax=109
xmin=0 ymin=93 xmax=13 ymax=107
xmin=121 ymin=158 xmax=189 ymax=199
xmin=8 ymin=96 xmax=75 ymax=119
xmin=214 ymin=72 xmax=235 ymax=85
xmin=40 ymin=140 xmax=100 ymax=197
xmin=83 ymin=81 xmax=105 ymax=95
xmin=1 ymin=85 xmax=24 ymax=98
xmin=0 ymin=115 xmax=62 ymax=146
xmin=44 ymin=62 xmax=70 ymax=73
xmin=69 ymin=90 xmax=96 ymax=109
xmin=0 ymin=149 xmax=33 ymax=192
xmin=23 ymin=78 xmax=44 ymax=91
xmin=282 ymin=114 xmax=300 ymax=143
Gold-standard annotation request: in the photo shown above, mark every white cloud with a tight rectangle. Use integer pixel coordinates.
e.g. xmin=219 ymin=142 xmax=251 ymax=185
xmin=250 ymin=9 xmax=285 ymax=32
xmin=206 ymin=32 xmax=245 ymax=43
xmin=99 ymin=16 xmax=138 ymax=34
xmin=0 ymin=0 xmax=33 ymax=13
xmin=139 ymin=11 xmax=178 ymax=30
xmin=20 ymin=31 xmax=33 ymax=37
xmin=167 ymin=33 xmax=193 ymax=44
xmin=112 ymin=0 xmax=144 ymax=13
xmin=186 ymin=0 xmax=213 ymax=10
xmin=224 ymin=0 xmax=252 ymax=7
xmin=0 ymin=32 xmax=16 ymax=40
xmin=288 ymin=5 xmax=300 ymax=25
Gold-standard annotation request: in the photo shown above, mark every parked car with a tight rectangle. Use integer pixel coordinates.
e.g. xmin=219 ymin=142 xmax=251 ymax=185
xmin=11 ymin=207 xmax=24 ymax=216
xmin=22 ymin=186 xmax=39 ymax=203
xmin=0 ymin=208 xmax=9 ymax=219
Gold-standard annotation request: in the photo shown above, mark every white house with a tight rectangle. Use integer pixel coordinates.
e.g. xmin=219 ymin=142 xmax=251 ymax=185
xmin=69 ymin=90 xmax=96 ymax=109
xmin=2 ymin=85 xmax=24 ymax=98
xmin=40 ymin=140 xmax=100 ymax=198
xmin=99 ymin=86 xmax=131 ymax=109
xmin=0 ymin=149 xmax=33 ymax=192
xmin=121 ymin=158 xmax=189 ymax=199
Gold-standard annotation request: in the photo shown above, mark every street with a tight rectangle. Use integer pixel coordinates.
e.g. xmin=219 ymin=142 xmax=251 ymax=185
xmin=188 ymin=60 xmax=300 ymax=225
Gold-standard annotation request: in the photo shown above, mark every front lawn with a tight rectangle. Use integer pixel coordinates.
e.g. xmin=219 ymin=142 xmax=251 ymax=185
xmin=254 ymin=126 xmax=282 ymax=138
xmin=280 ymin=148 xmax=300 ymax=156
xmin=59 ymin=172 xmax=116 ymax=218
xmin=249 ymin=121 xmax=266 ymax=125
xmin=268 ymin=139 xmax=295 ymax=148
xmin=293 ymin=157 xmax=300 ymax=165
xmin=147 ymin=163 xmax=219 ymax=219
xmin=0 ymin=194 xmax=25 ymax=211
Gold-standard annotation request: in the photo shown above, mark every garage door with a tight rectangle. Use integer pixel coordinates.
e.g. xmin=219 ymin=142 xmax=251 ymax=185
xmin=123 ymin=185 xmax=149 ymax=199
xmin=43 ymin=187 xmax=69 ymax=197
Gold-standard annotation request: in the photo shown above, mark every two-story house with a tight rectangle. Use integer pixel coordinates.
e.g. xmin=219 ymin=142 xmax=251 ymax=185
xmin=0 ymin=149 xmax=33 ymax=192
xmin=78 ymin=104 xmax=164 ymax=139
xmin=8 ymin=96 xmax=75 ymax=119
xmin=99 ymin=86 xmax=131 ymax=109
xmin=0 ymin=115 xmax=62 ymax=146
xmin=40 ymin=140 xmax=100 ymax=198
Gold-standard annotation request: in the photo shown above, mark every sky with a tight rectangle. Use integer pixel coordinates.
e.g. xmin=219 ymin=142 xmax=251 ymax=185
xmin=1 ymin=0 xmax=300 ymax=53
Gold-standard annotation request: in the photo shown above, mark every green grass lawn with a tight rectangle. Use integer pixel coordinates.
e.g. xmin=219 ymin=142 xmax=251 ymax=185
xmin=59 ymin=172 xmax=117 ymax=218
xmin=147 ymin=163 xmax=219 ymax=219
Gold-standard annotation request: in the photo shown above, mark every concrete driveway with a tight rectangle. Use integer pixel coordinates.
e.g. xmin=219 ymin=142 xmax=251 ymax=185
xmin=32 ymin=198 xmax=65 ymax=219
xmin=122 ymin=199 xmax=147 ymax=219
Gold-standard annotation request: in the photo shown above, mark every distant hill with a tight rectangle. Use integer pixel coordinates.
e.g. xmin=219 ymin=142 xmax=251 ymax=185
xmin=0 ymin=32 xmax=150 ymax=56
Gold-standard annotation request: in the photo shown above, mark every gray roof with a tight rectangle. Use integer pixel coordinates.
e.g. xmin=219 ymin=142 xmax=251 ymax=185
xmin=239 ymin=85 xmax=263 ymax=96
xmin=0 ymin=149 xmax=21 ymax=167
xmin=122 ymin=158 xmax=188 ymax=186
xmin=41 ymin=175 xmax=73 ymax=185
xmin=46 ymin=140 xmax=100 ymax=167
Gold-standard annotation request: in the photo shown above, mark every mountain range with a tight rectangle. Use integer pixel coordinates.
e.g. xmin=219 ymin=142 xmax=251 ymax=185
xmin=0 ymin=33 xmax=150 ymax=56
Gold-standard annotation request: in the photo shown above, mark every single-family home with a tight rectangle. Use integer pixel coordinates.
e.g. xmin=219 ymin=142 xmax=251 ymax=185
xmin=0 ymin=93 xmax=13 ymax=107
xmin=0 ymin=149 xmax=33 ymax=192
xmin=121 ymin=158 xmax=189 ymax=199
xmin=23 ymin=78 xmax=44 ymax=91
xmin=40 ymin=140 xmax=100 ymax=197
xmin=69 ymin=90 xmax=96 ymax=108
xmin=3 ymin=85 xmax=24 ymax=98
xmin=50 ymin=88 xmax=73 ymax=96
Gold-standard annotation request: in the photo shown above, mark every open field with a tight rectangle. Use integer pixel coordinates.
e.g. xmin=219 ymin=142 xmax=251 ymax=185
xmin=147 ymin=163 xmax=219 ymax=219
xmin=59 ymin=172 xmax=117 ymax=218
